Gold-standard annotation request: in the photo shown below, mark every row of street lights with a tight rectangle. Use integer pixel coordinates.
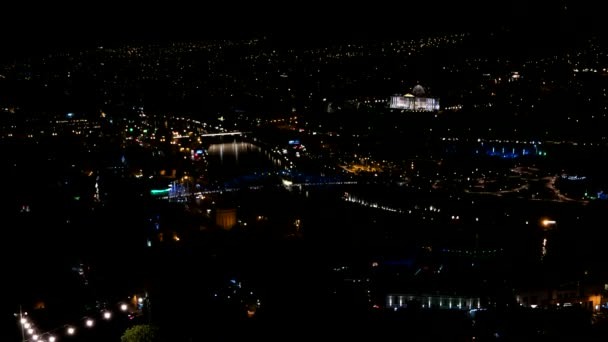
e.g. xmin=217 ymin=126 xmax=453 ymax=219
xmin=16 ymin=301 xmax=137 ymax=342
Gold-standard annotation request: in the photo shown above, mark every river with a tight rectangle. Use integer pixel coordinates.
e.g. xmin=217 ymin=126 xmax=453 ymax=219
xmin=205 ymin=138 xmax=282 ymax=186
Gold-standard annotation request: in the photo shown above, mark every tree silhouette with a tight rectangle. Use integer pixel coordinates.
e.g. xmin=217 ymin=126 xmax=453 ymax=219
xmin=121 ymin=324 xmax=161 ymax=342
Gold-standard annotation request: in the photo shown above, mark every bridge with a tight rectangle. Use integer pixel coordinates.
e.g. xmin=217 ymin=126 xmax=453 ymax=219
xmin=155 ymin=180 xmax=358 ymax=201
xmin=199 ymin=131 xmax=249 ymax=137
xmin=172 ymin=132 xmax=249 ymax=138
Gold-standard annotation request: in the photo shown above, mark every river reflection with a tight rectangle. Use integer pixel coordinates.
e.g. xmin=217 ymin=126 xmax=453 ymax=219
xmin=206 ymin=139 xmax=281 ymax=184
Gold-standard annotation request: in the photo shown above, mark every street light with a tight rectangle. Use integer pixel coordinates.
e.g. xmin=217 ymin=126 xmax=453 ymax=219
xmin=542 ymin=219 xmax=556 ymax=228
xmin=18 ymin=306 xmax=26 ymax=342
xmin=540 ymin=219 xmax=557 ymax=261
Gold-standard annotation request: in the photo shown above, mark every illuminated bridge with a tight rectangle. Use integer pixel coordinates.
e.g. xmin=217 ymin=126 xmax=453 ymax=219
xmin=151 ymin=180 xmax=358 ymax=200
xmin=172 ymin=131 xmax=250 ymax=138
xmin=199 ymin=131 xmax=249 ymax=137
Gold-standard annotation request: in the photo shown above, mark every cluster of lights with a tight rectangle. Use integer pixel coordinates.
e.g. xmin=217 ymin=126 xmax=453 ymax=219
xmin=17 ymin=300 xmax=140 ymax=342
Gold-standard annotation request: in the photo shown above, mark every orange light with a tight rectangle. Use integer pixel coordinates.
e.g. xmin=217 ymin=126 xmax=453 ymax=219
xmin=542 ymin=219 xmax=556 ymax=226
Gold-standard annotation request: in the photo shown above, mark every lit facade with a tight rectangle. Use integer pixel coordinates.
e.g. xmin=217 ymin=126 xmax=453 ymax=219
xmin=386 ymin=293 xmax=481 ymax=310
xmin=389 ymin=95 xmax=440 ymax=111
xmin=515 ymin=282 xmax=608 ymax=311
xmin=216 ymin=208 xmax=237 ymax=230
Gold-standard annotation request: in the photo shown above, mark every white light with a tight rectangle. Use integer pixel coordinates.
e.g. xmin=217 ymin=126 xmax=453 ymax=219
xmin=20 ymin=318 xmax=27 ymax=324
xmin=120 ymin=304 xmax=128 ymax=311
xmin=24 ymin=323 xmax=31 ymax=329
xmin=103 ymin=311 xmax=112 ymax=319
xmin=49 ymin=336 xmax=56 ymax=342
xmin=33 ymin=335 xmax=39 ymax=340
xmin=67 ymin=327 xmax=75 ymax=335
xmin=28 ymin=328 xmax=34 ymax=334
xmin=85 ymin=319 xmax=94 ymax=327
xmin=138 ymin=297 xmax=144 ymax=303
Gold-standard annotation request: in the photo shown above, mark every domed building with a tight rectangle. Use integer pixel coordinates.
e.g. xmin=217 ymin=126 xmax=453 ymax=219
xmin=411 ymin=84 xmax=426 ymax=97
xmin=389 ymin=84 xmax=439 ymax=112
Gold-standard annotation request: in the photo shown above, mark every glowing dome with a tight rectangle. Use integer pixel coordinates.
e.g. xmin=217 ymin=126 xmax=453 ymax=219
xmin=412 ymin=84 xmax=426 ymax=97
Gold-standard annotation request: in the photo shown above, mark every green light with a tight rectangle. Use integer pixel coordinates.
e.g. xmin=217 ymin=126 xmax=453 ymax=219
xmin=129 ymin=127 xmax=134 ymax=132
xmin=151 ymin=188 xmax=170 ymax=195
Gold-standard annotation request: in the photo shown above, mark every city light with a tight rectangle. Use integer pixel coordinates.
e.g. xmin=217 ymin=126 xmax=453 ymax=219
xmin=7 ymin=24 xmax=608 ymax=341
xmin=16 ymin=296 xmax=145 ymax=342
xmin=542 ymin=219 xmax=556 ymax=227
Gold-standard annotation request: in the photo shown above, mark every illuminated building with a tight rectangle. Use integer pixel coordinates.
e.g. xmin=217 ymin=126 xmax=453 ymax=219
xmin=386 ymin=293 xmax=481 ymax=310
xmin=516 ymin=282 xmax=608 ymax=312
xmin=215 ymin=208 xmax=237 ymax=230
xmin=389 ymin=84 xmax=440 ymax=112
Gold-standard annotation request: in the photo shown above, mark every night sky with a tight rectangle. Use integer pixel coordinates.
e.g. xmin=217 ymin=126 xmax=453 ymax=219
xmin=0 ymin=0 xmax=600 ymax=53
